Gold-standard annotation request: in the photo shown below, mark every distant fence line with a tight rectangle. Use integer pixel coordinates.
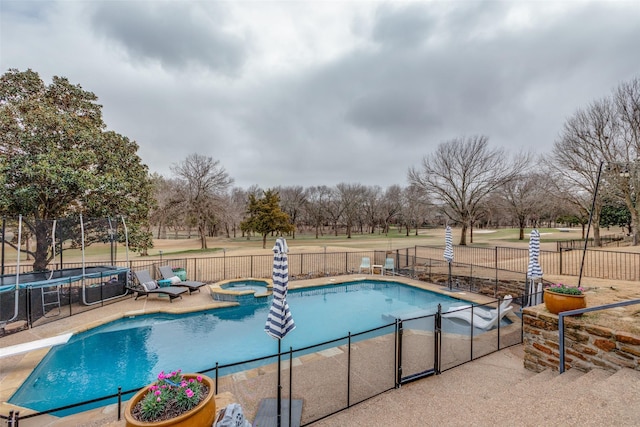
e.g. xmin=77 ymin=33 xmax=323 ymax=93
xmin=2 ymin=243 xmax=638 ymax=286
xmin=414 ymin=244 xmax=640 ymax=282
xmin=556 ymin=233 xmax=630 ymax=251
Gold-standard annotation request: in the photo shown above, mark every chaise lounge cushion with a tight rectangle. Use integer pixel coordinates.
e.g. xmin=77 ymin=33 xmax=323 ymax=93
xmin=142 ymin=281 xmax=158 ymax=291
xmin=168 ymin=276 xmax=181 ymax=284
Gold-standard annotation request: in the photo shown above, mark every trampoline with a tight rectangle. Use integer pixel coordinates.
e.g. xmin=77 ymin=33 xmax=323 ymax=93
xmin=0 ymin=266 xmax=130 ymax=327
xmin=0 ymin=266 xmax=129 ymax=292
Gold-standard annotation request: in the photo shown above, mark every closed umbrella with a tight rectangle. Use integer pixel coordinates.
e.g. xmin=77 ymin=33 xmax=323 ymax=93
xmin=527 ymin=229 xmax=543 ymax=306
xmin=265 ymin=237 xmax=295 ymax=427
xmin=444 ymin=226 xmax=454 ymax=290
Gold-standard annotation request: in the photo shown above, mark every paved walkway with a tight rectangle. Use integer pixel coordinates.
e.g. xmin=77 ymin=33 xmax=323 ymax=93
xmin=311 ymin=345 xmax=640 ymax=427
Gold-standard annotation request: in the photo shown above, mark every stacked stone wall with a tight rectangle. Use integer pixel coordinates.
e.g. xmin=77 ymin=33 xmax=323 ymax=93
xmin=523 ymin=307 xmax=640 ymax=373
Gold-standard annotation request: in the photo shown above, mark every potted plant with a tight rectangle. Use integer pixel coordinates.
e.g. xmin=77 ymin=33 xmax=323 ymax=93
xmin=124 ymin=370 xmax=216 ymax=427
xmin=543 ymin=283 xmax=586 ymax=315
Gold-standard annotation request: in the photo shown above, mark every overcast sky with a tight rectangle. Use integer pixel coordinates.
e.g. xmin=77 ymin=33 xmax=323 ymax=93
xmin=2 ymin=1 xmax=640 ymax=190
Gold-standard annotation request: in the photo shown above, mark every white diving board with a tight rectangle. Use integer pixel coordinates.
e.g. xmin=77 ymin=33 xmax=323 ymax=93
xmin=0 ymin=333 xmax=72 ymax=359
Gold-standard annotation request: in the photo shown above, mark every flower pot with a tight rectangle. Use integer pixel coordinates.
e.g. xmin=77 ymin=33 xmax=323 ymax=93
xmin=543 ymin=289 xmax=586 ymax=315
xmin=124 ymin=374 xmax=216 ymax=427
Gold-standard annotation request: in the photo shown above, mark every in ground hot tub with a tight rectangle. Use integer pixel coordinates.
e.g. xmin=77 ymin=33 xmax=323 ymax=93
xmin=210 ymin=278 xmax=272 ymax=303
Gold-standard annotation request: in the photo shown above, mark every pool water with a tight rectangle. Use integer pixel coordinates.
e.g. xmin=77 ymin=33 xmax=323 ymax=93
xmin=9 ymin=280 xmax=501 ymax=415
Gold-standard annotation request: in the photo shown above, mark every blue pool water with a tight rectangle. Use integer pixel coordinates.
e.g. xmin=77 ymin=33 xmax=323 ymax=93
xmin=9 ymin=280 xmax=491 ymax=414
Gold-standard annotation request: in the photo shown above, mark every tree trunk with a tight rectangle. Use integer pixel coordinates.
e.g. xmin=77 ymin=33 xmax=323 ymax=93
xmin=32 ymin=221 xmax=51 ymax=271
xmin=459 ymin=223 xmax=468 ymax=245
xmin=262 ymin=233 xmax=267 ymax=249
xmin=631 ymin=209 xmax=640 ymax=245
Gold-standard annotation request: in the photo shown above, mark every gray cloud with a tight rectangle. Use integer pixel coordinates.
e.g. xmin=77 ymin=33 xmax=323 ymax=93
xmin=89 ymin=1 xmax=247 ymax=75
xmin=2 ymin=1 xmax=640 ymax=189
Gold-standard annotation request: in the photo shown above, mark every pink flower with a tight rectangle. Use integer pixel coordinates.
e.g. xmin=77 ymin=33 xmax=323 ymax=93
xmin=196 ymin=376 xmax=202 ymax=382
xmin=154 ymin=390 xmax=161 ymax=396
xmin=157 ymin=397 xmax=161 ymax=402
xmin=185 ymin=389 xmax=194 ymax=398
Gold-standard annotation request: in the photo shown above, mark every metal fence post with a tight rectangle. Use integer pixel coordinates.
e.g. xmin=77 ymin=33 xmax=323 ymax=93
xmin=117 ymin=387 xmax=122 ymax=421
xmin=495 ymin=247 xmax=498 ymax=295
xmin=289 ymin=347 xmax=293 ymax=427
xmin=215 ymin=362 xmax=219 ymax=394
xmin=559 ymin=247 xmax=563 ymax=275
xmin=396 ymin=320 xmax=403 ymax=387
xmin=347 ymin=332 xmax=352 ymax=407
xmin=435 ymin=304 xmax=442 ymax=375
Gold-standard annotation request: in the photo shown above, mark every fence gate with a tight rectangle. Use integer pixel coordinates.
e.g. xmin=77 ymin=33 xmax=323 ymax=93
xmin=397 ymin=312 xmax=439 ymax=384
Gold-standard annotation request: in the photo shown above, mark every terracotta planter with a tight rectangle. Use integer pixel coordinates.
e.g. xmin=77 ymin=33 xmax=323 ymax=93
xmin=543 ymin=289 xmax=586 ymax=315
xmin=124 ymin=374 xmax=216 ymax=427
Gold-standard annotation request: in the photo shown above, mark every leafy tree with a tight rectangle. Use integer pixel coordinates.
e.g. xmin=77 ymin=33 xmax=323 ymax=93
xmin=240 ymin=189 xmax=294 ymax=248
xmin=600 ymin=201 xmax=632 ymax=233
xmin=0 ymin=69 xmax=154 ymax=270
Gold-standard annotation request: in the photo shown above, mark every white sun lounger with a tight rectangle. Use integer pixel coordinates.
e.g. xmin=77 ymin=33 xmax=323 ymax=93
xmin=0 ymin=332 xmax=73 ymax=359
xmin=443 ymin=306 xmax=513 ymax=330
xmin=448 ymin=295 xmax=513 ymax=320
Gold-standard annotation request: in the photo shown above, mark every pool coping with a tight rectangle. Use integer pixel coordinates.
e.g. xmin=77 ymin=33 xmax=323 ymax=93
xmin=0 ymin=274 xmax=515 ymax=419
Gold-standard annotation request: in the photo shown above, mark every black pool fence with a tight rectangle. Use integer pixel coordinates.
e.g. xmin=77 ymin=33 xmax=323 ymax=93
xmin=0 ymin=300 xmax=522 ymax=426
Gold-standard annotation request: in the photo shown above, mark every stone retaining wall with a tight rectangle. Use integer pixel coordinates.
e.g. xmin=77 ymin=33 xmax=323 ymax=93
xmin=523 ymin=306 xmax=640 ymax=373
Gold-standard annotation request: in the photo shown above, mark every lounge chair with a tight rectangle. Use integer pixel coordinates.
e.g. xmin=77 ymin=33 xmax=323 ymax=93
xmin=359 ymin=257 xmax=371 ymax=274
xmin=443 ymin=305 xmax=513 ymax=330
xmin=129 ymin=270 xmax=187 ymax=302
xmin=382 ymin=258 xmax=395 ymax=276
xmin=449 ymin=295 xmax=513 ymax=320
xmin=158 ymin=266 xmax=207 ymax=294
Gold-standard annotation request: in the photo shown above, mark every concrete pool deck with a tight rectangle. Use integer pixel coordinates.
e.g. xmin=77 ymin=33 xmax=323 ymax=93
xmin=0 ymin=275 xmax=521 ymax=426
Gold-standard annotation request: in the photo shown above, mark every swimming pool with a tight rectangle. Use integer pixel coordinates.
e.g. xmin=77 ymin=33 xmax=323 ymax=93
xmin=8 ymin=280 xmax=497 ymax=415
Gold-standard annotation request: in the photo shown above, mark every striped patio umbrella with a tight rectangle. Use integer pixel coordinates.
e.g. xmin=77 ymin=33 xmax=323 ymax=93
xmin=265 ymin=237 xmax=295 ymax=340
xmin=444 ymin=226 xmax=454 ymax=290
xmin=264 ymin=237 xmax=295 ymax=427
xmin=527 ymin=229 xmax=543 ymax=305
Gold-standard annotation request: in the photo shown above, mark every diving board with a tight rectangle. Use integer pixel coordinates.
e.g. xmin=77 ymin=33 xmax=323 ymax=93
xmin=0 ymin=333 xmax=72 ymax=359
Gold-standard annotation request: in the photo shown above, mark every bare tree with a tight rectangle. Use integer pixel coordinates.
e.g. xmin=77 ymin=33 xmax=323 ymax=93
xmin=361 ymin=186 xmax=381 ymax=234
xmin=325 ymin=187 xmax=345 ymax=237
xmin=220 ymin=188 xmax=248 ymax=238
xmin=171 ymin=154 xmax=233 ymax=249
xmin=400 ymin=184 xmax=430 ymax=236
xmin=498 ymin=171 xmax=551 ymax=239
xmin=336 ymin=183 xmax=367 ymax=238
xmin=379 ymin=185 xmax=403 ymax=234
xmin=305 ymin=186 xmax=331 ymax=238
xmin=408 ymin=135 xmax=528 ymax=245
xmin=610 ymin=77 xmax=640 ymax=244
xmin=548 ymin=96 xmax=618 ymax=246
xmin=277 ymin=186 xmax=307 ymax=239
xmin=149 ymin=173 xmax=188 ymax=239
